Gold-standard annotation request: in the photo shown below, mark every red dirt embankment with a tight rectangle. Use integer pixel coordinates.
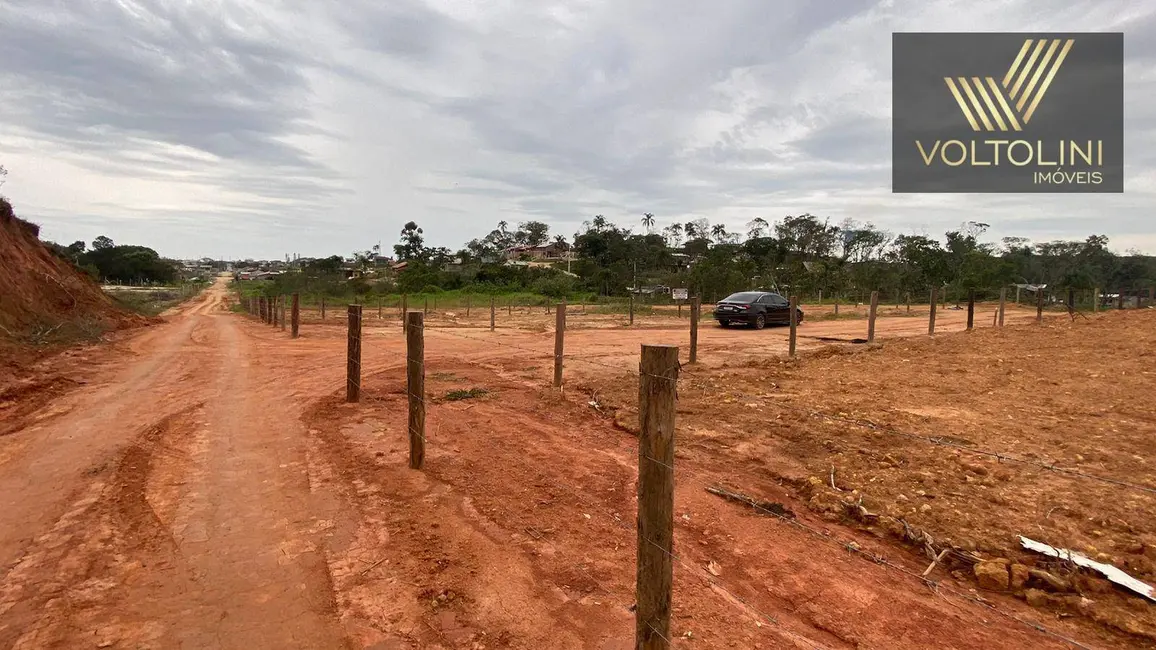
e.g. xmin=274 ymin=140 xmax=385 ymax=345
xmin=0 ymin=197 xmax=149 ymax=427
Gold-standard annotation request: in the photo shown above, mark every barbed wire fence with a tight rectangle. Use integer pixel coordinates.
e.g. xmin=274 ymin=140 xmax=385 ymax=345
xmin=229 ymin=289 xmax=1152 ymax=648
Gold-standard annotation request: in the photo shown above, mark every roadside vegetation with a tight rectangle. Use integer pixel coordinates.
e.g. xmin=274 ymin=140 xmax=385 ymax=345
xmin=240 ymin=215 xmax=1156 ymax=309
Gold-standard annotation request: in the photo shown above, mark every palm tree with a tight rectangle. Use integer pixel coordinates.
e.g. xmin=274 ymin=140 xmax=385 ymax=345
xmin=592 ymin=214 xmax=608 ymax=232
xmin=684 ymin=222 xmax=698 ymax=240
xmin=553 ymin=233 xmax=568 ymax=250
xmin=711 ymin=223 xmax=727 ymax=243
xmin=641 ymin=212 xmax=655 ymax=234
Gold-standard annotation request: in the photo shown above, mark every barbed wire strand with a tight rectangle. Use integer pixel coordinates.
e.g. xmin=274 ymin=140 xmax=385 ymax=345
xmin=391 ymin=321 xmax=844 ymax=647
xmin=420 ymin=320 xmax=1156 ymax=498
xmin=377 ymin=318 xmax=1094 ymax=649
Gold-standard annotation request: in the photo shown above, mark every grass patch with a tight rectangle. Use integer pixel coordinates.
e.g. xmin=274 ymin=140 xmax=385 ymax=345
xmin=444 ymin=387 xmax=488 ymax=401
xmin=107 ymin=282 xmax=208 ymax=316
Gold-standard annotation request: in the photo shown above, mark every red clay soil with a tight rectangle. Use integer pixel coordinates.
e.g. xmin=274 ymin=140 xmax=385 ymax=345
xmin=0 ymin=278 xmax=1148 ymax=649
xmin=0 ymin=197 xmax=143 ymax=337
xmin=0 ymin=197 xmax=150 ymax=431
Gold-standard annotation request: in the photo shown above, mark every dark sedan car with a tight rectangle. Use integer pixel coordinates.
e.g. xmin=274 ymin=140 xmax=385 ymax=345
xmin=714 ymin=291 xmax=804 ymax=329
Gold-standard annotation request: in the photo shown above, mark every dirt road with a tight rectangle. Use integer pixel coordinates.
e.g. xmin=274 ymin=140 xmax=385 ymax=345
xmin=0 ymin=278 xmax=1097 ymax=649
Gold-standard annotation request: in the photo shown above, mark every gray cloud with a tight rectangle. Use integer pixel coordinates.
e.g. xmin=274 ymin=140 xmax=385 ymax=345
xmin=1 ymin=0 xmax=1154 ymax=259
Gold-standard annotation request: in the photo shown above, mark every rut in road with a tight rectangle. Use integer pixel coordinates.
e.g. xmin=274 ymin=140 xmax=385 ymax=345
xmin=0 ymin=280 xmax=348 ymax=649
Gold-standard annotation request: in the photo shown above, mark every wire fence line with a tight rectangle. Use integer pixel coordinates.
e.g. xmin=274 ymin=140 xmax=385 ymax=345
xmin=238 ymin=294 xmax=1113 ymax=648
xmin=397 ymin=319 xmax=834 ymax=647
xmin=422 ymin=318 xmax=1155 ymax=499
xmin=389 ymin=319 xmax=1094 ymax=649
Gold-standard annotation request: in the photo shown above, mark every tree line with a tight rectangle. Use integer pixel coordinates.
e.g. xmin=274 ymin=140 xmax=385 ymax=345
xmin=327 ymin=214 xmax=1154 ymax=302
xmin=45 ymin=235 xmax=179 ymax=285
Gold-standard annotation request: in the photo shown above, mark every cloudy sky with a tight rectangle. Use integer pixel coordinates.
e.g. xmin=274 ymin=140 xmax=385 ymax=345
xmin=1 ymin=0 xmax=1153 ymax=260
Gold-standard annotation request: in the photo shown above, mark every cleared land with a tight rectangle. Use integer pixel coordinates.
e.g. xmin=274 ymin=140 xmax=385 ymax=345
xmin=1 ymin=278 xmax=1152 ymax=649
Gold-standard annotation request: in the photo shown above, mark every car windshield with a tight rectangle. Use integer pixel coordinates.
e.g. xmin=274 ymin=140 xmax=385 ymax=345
xmin=721 ymin=292 xmax=764 ymax=303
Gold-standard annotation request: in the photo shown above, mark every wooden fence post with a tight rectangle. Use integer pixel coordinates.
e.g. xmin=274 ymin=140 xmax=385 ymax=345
xmin=347 ymin=305 xmax=362 ymax=403
xmin=834 ymin=299 xmax=839 ymax=317
xmin=291 ymin=293 xmax=300 ymax=338
xmin=424 ymin=297 xmax=429 ymax=316
xmin=1117 ymin=289 xmax=1125 ymax=310
xmin=490 ymin=296 xmax=496 ymax=331
xmin=1068 ymin=287 xmax=1075 ymax=313
xmin=378 ymin=298 xmax=383 ymax=319
xmin=280 ymin=296 xmax=287 ymax=331
xmin=928 ymin=288 xmax=938 ymax=335
xmin=406 ymin=312 xmax=425 ymax=470
xmin=689 ymin=297 xmax=700 ymax=364
xmin=906 ymin=292 xmax=911 ymax=313
xmin=966 ymin=289 xmax=975 ymax=330
xmin=629 ymin=294 xmax=635 ymax=325
xmin=788 ymin=295 xmax=798 ymax=358
xmin=553 ymin=301 xmax=566 ymax=388
xmin=867 ymin=290 xmax=879 ymax=343
xmin=466 ymin=295 xmax=471 ymax=318
xmin=818 ymin=289 xmax=822 ymax=305
xmin=998 ymin=287 xmax=1007 ymax=326
xmin=636 ymin=344 xmax=678 ymax=650
xmin=1037 ymin=290 xmax=1045 ymax=323
xmin=401 ymin=295 xmax=408 ymax=330
xmin=321 ymin=297 xmax=326 ymax=320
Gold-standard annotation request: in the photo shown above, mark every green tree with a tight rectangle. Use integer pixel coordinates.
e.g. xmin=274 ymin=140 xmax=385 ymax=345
xmin=517 ymin=220 xmax=550 ymax=247
xmin=394 ymin=221 xmax=427 ymax=262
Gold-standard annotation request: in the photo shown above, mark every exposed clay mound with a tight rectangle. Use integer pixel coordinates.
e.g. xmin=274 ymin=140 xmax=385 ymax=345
xmin=0 ymin=197 xmax=148 ymax=345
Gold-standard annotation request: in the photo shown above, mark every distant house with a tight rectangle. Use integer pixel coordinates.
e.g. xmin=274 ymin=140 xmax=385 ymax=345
xmin=503 ymin=243 xmax=570 ymax=262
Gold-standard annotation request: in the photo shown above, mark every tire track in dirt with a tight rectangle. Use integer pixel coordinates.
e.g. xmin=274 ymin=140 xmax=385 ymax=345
xmin=0 ymin=403 xmax=204 ymax=649
xmin=142 ymin=300 xmax=349 ymax=649
xmin=0 ymin=289 xmax=223 ymax=577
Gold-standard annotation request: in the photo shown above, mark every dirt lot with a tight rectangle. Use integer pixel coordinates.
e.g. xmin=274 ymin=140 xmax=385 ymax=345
xmin=1 ymin=278 xmax=1151 ymax=649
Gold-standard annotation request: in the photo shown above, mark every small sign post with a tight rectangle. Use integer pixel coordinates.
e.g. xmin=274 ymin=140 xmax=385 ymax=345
xmin=672 ymin=288 xmax=688 ymax=317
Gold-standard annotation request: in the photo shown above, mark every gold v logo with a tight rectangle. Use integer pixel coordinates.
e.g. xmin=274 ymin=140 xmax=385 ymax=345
xmin=943 ymin=38 xmax=1074 ymax=131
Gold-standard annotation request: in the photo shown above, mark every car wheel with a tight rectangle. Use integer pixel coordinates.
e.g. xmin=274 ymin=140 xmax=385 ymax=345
xmin=754 ymin=313 xmax=766 ymax=329
xmin=796 ymin=310 xmax=804 ymax=324
xmin=719 ymin=320 xmax=731 ymax=328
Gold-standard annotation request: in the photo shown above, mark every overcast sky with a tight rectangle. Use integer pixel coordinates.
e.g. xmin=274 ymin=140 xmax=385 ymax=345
xmin=1 ymin=0 xmax=1153 ymax=260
